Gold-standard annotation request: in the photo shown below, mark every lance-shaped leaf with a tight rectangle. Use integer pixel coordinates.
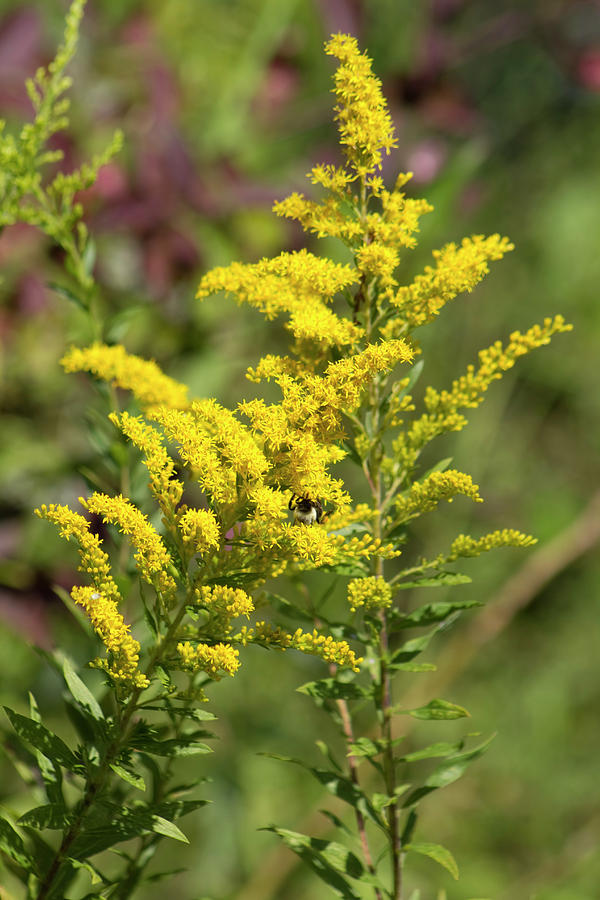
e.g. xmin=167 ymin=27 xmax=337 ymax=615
xmin=4 ymin=707 xmax=80 ymax=772
xmin=263 ymin=826 xmax=364 ymax=899
xmin=298 ymin=678 xmax=368 ymax=702
xmin=110 ymin=764 xmax=146 ymax=792
xmin=18 ymin=803 xmax=69 ymax=830
xmin=402 ymin=734 xmax=495 ymax=807
xmin=404 ymin=841 xmax=459 ymax=880
xmin=393 ymin=572 xmax=472 ymax=590
xmin=262 ymin=754 xmax=384 ymax=830
xmin=0 ymin=816 xmax=32 ymax=869
xmin=393 ymin=598 xmax=482 ymax=628
xmin=62 ymin=657 xmax=105 ymax=722
xmin=408 ymin=699 xmax=470 ymax=720
xmin=70 ymin=800 xmax=189 ymax=857
xmin=388 ymin=630 xmax=436 ymax=668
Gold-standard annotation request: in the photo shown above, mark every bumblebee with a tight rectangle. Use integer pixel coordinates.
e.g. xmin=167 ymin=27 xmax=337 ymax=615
xmin=288 ymin=494 xmax=325 ymax=526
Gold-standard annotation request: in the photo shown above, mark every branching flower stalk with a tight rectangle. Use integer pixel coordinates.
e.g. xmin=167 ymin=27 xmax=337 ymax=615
xmin=0 ymin=7 xmax=571 ymax=900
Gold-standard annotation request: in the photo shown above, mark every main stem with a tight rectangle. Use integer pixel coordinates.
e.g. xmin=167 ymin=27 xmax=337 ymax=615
xmin=358 ymin=175 xmax=403 ymax=899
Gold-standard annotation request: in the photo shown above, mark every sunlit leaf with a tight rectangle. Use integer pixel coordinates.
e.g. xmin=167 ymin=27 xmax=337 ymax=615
xmin=404 ymin=841 xmax=459 ymax=880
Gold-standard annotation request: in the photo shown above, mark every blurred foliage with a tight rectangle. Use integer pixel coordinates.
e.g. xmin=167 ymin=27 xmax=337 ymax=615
xmin=1 ymin=0 xmax=599 ymax=897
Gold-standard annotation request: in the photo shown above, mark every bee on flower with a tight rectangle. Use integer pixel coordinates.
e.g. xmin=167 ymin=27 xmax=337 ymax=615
xmin=288 ymin=494 xmax=325 ymax=525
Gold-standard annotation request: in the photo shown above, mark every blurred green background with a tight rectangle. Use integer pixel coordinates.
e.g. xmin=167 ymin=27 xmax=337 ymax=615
xmin=1 ymin=0 xmax=599 ymax=897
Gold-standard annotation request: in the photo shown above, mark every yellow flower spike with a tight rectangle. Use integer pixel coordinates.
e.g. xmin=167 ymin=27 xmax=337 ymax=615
xmin=61 ymin=342 xmax=189 ymax=412
xmin=273 ymin=190 xmax=364 ymax=242
xmin=445 ymin=529 xmax=537 ymax=562
xmin=72 ymin=586 xmax=148 ymax=690
xmin=387 ymin=235 xmax=515 ymax=333
xmin=196 ymin=250 xmax=361 ymax=349
xmin=325 ymin=33 xmax=397 ymax=177
xmin=82 ymin=493 xmax=177 ymax=599
xmin=177 ymin=641 xmax=240 ymax=679
xmin=195 ymin=585 xmax=254 ymax=633
xmin=394 ymin=315 xmax=573 ymax=473
xmin=110 ymin=412 xmax=183 ymax=516
xmin=347 ymin=576 xmax=393 ymax=613
xmin=191 ymin=399 xmax=270 ymax=483
xmin=241 ymin=621 xmax=362 ymax=671
xmin=178 ymin=508 xmax=220 ymax=555
xmin=151 ymin=407 xmax=236 ymax=505
xmin=35 ymin=503 xmax=121 ymax=603
xmin=394 ymin=470 xmax=483 ymax=523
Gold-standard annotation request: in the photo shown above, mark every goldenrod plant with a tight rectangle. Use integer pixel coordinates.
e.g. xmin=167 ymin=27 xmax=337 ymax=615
xmin=0 ymin=4 xmax=571 ymax=899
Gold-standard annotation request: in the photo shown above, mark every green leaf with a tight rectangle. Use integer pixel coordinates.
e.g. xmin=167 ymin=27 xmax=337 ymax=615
xmin=134 ymin=737 xmax=213 ymax=757
xmin=82 ymin=236 xmax=96 ymax=277
xmin=426 ymin=734 xmax=496 ymax=789
xmin=154 ymin=799 xmax=209 ymax=821
xmin=0 ymin=815 xmax=32 ymax=868
xmin=62 ymin=658 xmax=104 ymax=722
xmin=4 ymin=707 xmax=80 ymax=771
xmin=298 ymin=679 xmax=367 ymax=702
xmin=18 ymin=803 xmax=68 ymax=830
xmin=408 ymin=699 xmax=470 ymax=720
xmin=394 ymin=599 xmax=482 ymax=628
xmin=263 ymin=754 xmax=382 ymax=830
xmin=110 ymin=764 xmax=146 ymax=792
xmin=151 ymin=815 xmax=189 ymax=843
xmin=390 ymin=661 xmax=437 ymax=673
xmin=397 ymin=741 xmax=463 ymax=763
xmin=404 ymin=841 xmax=459 ymax=880
xmin=400 ymin=808 xmax=418 ymax=845
xmin=264 ymin=826 xmax=363 ymax=899
xmin=389 ymin=631 xmax=436 ymax=666
xmin=394 ymin=572 xmax=472 ymax=590
xmin=71 ymin=801 xmax=190 ymax=857
xmin=47 ymin=281 xmax=88 ymax=311
xmin=422 ymin=455 xmax=453 ymax=477
xmin=402 ymin=734 xmax=495 ymax=807
xmin=28 ymin=694 xmax=64 ymax=806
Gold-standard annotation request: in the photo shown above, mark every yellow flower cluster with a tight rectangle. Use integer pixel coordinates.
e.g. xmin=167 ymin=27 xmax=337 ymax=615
xmin=35 ymin=503 xmax=121 ymax=603
xmin=347 ymin=576 xmax=393 ymax=613
xmin=72 ymin=586 xmax=148 ymax=689
xmin=195 ymin=585 xmax=254 ymax=633
xmin=394 ymin=470 xmax=483 ymax=523
xmin=61 ymin=343 xmax=189 ymax=411
xmin=445 ymin=529 xmax=537 ymax=561
xmin=393 ymin=316 xmax=572 ymax=472
xmin=382 ymin=235 xmax=514 ymax=335
xmin=82 ymin=493 xmax=176 ymax=600
xmin=273 ymin=190 xmax=363 ymax=242
xmin=196 ymin=250 xmax=360 ymax=350
xmin=177 ymin=641 xmax=240 ymax=679
xmin=178 ymin=508 xmax=220 ymax=555
xmin=110 ymin=412 xmax=183 ymax=516
xmin=325 ymin=33 xmax=397 ymax=177
xmin=239 ymin=621 xmax=362 ymax=671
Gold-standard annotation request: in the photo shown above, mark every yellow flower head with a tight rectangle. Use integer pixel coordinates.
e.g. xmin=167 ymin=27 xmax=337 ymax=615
xmin=178 ymin=508 xmax=220 ymax=555
xmin=445 ymin=529 xmax=537 ymax=562
xmin=325 ymin=33 xmax=397 ymax=177
xmin=347 ymin=575 xmax=393 ymax=613
xmin=61 ymin=343 xmax=188 ymax=412
xmin=35 ymin=503 xmax=121 ymax=603
xmin=239 ymin=621 xmax=362 ymax=671
xmin=394 ymin=470 xmax=483 ymax=523
xmin=177 ymin=641 xmax=240 ymax=679
xmin=72 ymin=586 xmax=148 ymax=690
xmin=82 ymin=492 xmax=176 ymax=600
xmin=111 ymin=412 xmax=183 ymax=516
xmin=194 ymin=584 xmax=254 ymax=634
